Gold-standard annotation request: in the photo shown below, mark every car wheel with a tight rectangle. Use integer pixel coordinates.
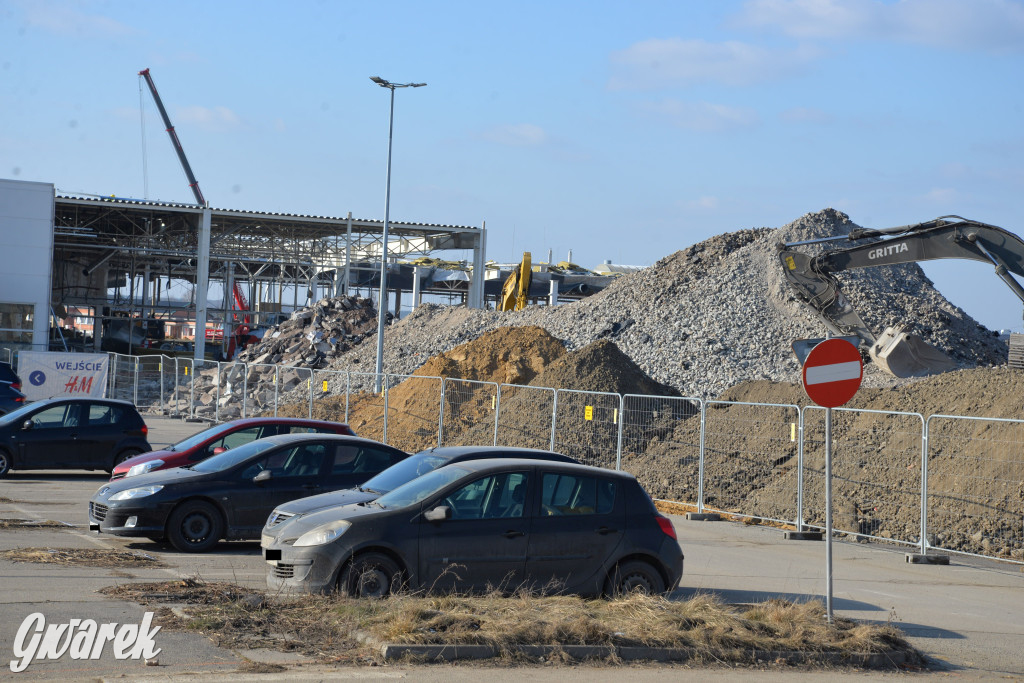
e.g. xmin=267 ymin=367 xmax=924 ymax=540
xmin=166 ymin=500 xmax=223 ymax=553
xmin=112 ymin=449 xmax=143 ymax=470
xmin=338 ymin=553 xmax=402 ymax=598
xmin=605 ymin=560 xmax=666 ymax=597
xmin=0 ymin=449 xmax=10 ymax=477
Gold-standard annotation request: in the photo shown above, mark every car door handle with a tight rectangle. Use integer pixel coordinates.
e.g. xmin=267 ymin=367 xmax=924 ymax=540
xmin=301 ymin=484 xmax=320 ymax=491
xmin=596 ymin=526 xmax=617 ymax=535
xmin=503 ymin=530 xmax=525 ymax=538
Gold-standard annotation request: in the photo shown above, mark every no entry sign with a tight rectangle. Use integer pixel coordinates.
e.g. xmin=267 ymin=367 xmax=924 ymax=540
xmin=802 ymin=338 xmax=863 ymax=408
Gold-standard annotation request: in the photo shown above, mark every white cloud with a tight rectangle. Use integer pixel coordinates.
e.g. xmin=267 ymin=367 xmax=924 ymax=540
xmin=175 ymin=106 xmax=242 ymax=131
xmin=688 ymin=196 xmax=721 ymax=210
xmin=640 ymin=99 xmax=760 ymax=132
xmin=923 ymin=187 xmax=959 ymax=203
xmin=736 ymin=0 xmax=1024 ymax=52
xmin=479 ymin=123 xmax=548 ymax=147
xmin=780 ymin=106 xmax=833 ymax=123
xmin=20 ymin=1 xmax=137 ymax=38
xmin=609 ymin=38 xmax=820 ymax=89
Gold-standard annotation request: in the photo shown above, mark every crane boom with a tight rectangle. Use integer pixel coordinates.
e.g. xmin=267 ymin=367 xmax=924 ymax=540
xmin=138 ymin=68 xmax=206 ymax=206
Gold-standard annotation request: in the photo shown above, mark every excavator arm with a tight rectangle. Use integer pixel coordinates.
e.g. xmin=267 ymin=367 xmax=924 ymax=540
xmin=778 ymin=216 xmax=1024 ymax=377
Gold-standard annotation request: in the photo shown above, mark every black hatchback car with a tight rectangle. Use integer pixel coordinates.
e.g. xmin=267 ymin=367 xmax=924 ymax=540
xmin=263 ymin=445 xmax=578 ymax=532
xmin=263 ymin=458 xmax=683 ymax=597
xmin=89 ymin=433 xmax=409 ymax=553
xmin=0 ymin=397 xmax=151 ymax=477
xmin=0 ymin=381 xmax=26 ymax=416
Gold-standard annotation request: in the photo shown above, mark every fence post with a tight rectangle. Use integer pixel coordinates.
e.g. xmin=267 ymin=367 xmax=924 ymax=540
xmin=213 ymin=362 xmax=220 ymax=423
xmin=549 ymin=390 xmax=559 ymax=451
xmin=159 ymin=356 xmax=165 ymax=414
xmin=133 ymin=357 xmax=139 ymax=406
xmin=188 ymin=360 xmax=196 ymax=420
xmin=241 ymin=364 xmax=248 ymax=418
xmin=919 ymin=417 xmax=930 ymax=556
xmin=697 ymin=400 xmax=707 ymax=514
xmin=615 ymin=395 xmax=624 ymax=471
xmin=273 ymin=366 xmax=280 ymax=417
xmin=796 ymin=406 xmax=805 ymax=529
xmin=308 ymin=370 xmax=314 ymax=419
xmin=344 ymin=369 xmax=351 ymax=423
xmin=492 ymin=384 xmax=502 ymax=447
xmin=438 ymin=379 xmax=446 ymax=447
xmin=382 ymin=374 xmax=389 ymax=445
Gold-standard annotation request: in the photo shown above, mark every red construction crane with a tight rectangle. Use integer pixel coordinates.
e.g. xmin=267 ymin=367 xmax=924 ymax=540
xmin=138 ymin=68 xmax=206 ymax=206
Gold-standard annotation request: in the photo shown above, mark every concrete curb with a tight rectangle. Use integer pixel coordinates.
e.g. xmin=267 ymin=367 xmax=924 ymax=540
xmin=378 ymin=642 xmax=911 ymax=668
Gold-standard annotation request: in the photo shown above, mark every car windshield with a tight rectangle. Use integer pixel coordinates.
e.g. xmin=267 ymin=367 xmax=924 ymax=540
xmin=189 ymin=439 xmax=278 ymax=473
xmin=374 ymin=465 xmax=470 ymax=510
xmin=167 ymin=422 xmax=240 ymax=452
xmin=0 ymin=401 xmax=45 ymax=425
xmin=359 ymin=451 xmax=452 ymax=494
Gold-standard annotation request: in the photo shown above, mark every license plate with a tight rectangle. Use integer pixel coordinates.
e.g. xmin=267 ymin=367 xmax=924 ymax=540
xmin=264 ymin=548 xmax=282 ymax=562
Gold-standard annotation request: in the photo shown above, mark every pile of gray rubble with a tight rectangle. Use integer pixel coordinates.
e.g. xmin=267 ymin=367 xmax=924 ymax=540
xmin=140 ymin=208 xmax=1010 ymax=419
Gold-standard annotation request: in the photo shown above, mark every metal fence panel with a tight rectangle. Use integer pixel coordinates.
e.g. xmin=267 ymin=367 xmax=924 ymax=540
xmin=214 ymin=361 xmax=248 ymax=421
xmin=803 ymin=407 xmax=924 ymax=546
xmin=342 ymin=372 xmax=385 ymax=443
xmin=383 ymin=374 xmax=442 ymax=453
xmin=494 ymin=384 xmax=556 ymax=450
xmin=310 ymin=368 xmax=352 ymax=424
xmin=439 ymin=378 xmax=499 ymax=448
xmin=186 ymin=360 xmax=222 ymax=422
xmin=619 ymin=394 xmax=702 ymax=506
xmin=106 ymin=353 xmax=136 ymax=403
xmin=925 ymin=415 xmax=1024 ymax=564
xmin=552 ymin=389 xmax=622 ymax=469
xmin=132 ymin=354 xmax=174 ymax=415
xmin=701 ymin=401 xmax=800 ymax=525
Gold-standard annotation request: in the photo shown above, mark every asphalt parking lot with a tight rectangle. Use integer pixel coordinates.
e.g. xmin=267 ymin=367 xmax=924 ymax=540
xmin=0 ymin=416 xmax=1022 ymax=680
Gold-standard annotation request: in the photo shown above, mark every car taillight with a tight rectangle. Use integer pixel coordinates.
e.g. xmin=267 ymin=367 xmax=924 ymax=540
xmin=141 ymin=425 xmax=149 ymax=436
xmin=14 ymin=396 xmax=23 ymax=403
xmin=12 ymin=383 xmax=20 ymax=391
xmin=655 ymin=515 xmax=677 ymax=540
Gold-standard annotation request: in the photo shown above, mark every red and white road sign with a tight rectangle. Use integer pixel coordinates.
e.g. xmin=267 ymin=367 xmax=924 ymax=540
xmin=802 ymin=338 xmax=863 ymax=408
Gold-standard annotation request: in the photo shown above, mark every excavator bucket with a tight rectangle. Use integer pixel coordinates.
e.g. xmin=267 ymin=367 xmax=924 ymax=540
xmin=868 ymin=326 xmax=958 ymax=378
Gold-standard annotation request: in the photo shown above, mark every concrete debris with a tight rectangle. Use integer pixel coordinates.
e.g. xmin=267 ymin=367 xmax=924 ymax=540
xmin=308 ymin=208 xmax=1007 ymax=400
xmin=234 ymin=295 xmax=386 ymax=370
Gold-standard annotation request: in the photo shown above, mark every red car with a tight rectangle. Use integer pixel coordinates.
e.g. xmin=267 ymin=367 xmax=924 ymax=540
xmin=110 ymin=417 xmax=354 ymax=480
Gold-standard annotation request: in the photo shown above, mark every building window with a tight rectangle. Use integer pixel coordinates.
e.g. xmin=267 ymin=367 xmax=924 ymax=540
xmin=0 ymin=303 xmax=33 ymax=350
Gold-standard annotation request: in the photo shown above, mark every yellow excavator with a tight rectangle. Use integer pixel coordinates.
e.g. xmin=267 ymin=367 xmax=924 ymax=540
xmin=499 ymin=252 xmax=532 ymax=311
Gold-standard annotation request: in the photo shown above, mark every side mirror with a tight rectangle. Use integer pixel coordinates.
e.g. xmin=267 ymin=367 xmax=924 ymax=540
xmin=424 ymin=505 xmax=451 ymax=522
xmin=253 ymin=470 xmax=272 ymax=484
xmin=21 ymin=420 xmax=33 ymax=431
xmin=212 ymin=447 xmax=227 ymax=455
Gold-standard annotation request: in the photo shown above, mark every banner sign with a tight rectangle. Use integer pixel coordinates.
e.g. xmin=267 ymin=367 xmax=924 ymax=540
xmin=17 ymin=352 xmax=108 ymax=400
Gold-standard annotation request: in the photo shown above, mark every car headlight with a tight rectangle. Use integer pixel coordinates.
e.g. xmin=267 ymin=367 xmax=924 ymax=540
xmin=293 ymin=520 xmax=351 ymax=547
xmin=108 ymin=485 xmax=164 ymax=501
xmin=126 ymin=460 xmax=164 ymax=477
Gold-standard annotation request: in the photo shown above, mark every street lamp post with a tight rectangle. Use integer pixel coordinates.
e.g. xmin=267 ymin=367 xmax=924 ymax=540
xmin=369 ymin=76 xmax=426 ymax=393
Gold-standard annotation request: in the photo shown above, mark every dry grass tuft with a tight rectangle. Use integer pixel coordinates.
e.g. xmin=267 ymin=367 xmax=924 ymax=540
xmin=102 ymin=580 xmax=922 ymax=667
xmin=0 ymin=518 xmax=77 ymax=529
xmin=0 ymin=547 xmax=167 ymax=568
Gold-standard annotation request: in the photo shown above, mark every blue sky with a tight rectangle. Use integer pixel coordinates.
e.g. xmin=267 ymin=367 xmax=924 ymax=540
xmin=3 ymin=0 xmax=1024 ymax=331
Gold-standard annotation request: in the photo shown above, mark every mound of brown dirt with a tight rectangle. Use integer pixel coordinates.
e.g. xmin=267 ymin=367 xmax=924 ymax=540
xmin=411 ymin=326 xmax=567 ymax=384
xmin=627 ymin=368 xmax=1024 ymax=559
xmin=527 ymin=339 xmax=679 ymax=396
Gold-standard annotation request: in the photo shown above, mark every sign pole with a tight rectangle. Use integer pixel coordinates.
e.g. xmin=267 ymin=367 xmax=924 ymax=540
xmin=824 ymin=405 xmax=834 ymax=624
xmin=795 ymin=335 xmax=862 ymax=629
